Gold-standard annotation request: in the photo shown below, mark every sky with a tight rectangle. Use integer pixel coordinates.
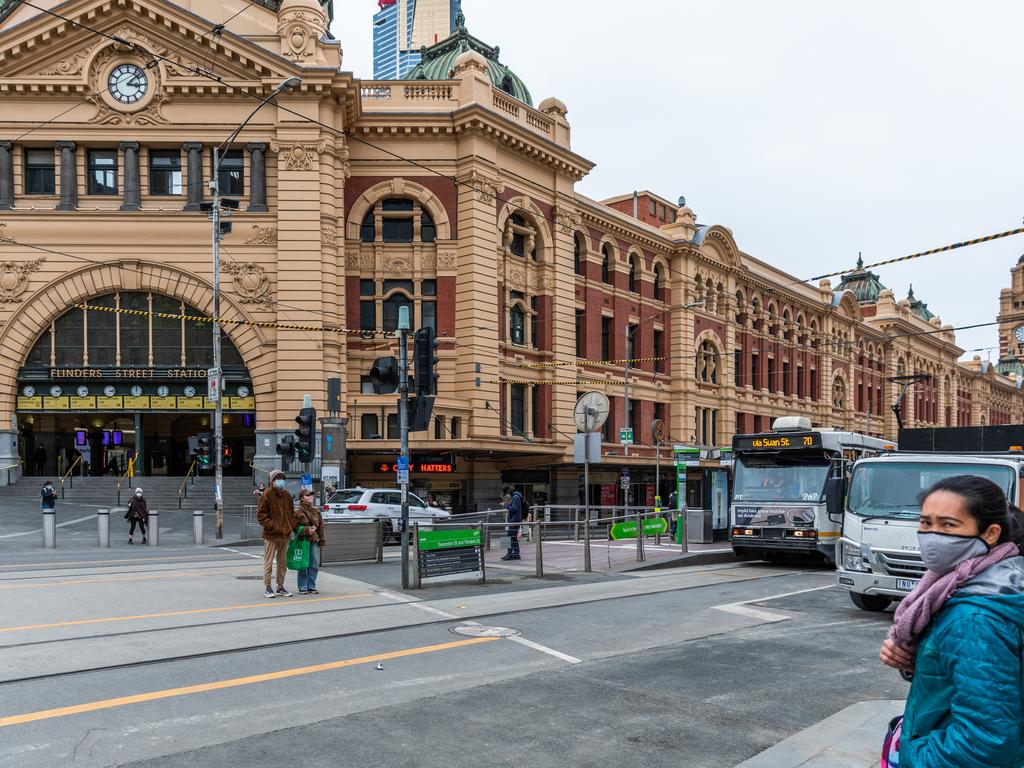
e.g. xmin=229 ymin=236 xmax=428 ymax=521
xmin=331 ymin=1 xmax=1024 ymax=362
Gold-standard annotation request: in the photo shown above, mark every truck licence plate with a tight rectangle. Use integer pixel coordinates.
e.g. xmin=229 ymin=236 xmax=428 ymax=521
xmin=896 ymin=579 xmax=919 ymax=591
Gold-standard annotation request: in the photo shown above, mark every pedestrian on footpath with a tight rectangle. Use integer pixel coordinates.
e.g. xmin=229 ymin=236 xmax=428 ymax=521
xmin=293 ymin=489 xmax=325 ymax=594
xmin=257 ymin=469 xmax=295 ymax=598
xmin=501 ymin=486 xmax=524 ymax=561
xmin=880 ymin=475 xmax=1024 ymax=768
xmin=40 ymin=480 xmax=56 ymax=512
xmin=125 ymin=487 xmax=149 ymax=544
xmin=253 ymin=482 xmax=266 ymax=499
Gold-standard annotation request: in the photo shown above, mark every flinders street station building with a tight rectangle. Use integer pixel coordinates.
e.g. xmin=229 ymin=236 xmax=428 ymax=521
xmin=0 ymin=0 xmax=1022 ymax=512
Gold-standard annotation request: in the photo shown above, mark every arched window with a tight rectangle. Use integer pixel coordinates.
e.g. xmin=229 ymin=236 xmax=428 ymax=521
xmin=359 ymin=198 xmax=437 ymax=244
xmin=653 ymin=264 xmax=665 ymax=302
xmin=573 ymin=233 xmax=585 ymax=276
xmin=383 ymin=292 xmax=413 ymax=332
xmin=360 ymin=210 xmax=375 ymax=243
xmin=696 ymin=340 xmax=720 ymax=384
xmin=510 ymin=305 xmax=526 ymax=346
xmin=601 ymin=244 xmax=612 ymax=284
xmin=832 ymin=377 xmax=846 ymax=409
xmin=421 ymin=209 xmax=436 ymax=243
xmin=628 ymin=255 xmax=639 ymax=293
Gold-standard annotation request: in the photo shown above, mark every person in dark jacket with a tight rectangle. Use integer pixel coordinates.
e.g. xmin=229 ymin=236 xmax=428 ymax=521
xmin=40 ymin=481 xmax=56 ymax=510
xmin=256 ymin=469 xmax=296 ymax=598
xmin=501 ymin=487 xmax=524 ymax=561
xmin=33 ymin=445 xmax=47 ymax=476
xmin=126 ymin=487 xmax=149 ymax=544
xmin=880 ymin=475 xmax=1024 ymax=768
xmin=293 ymin=489 xmax=325 ymax=594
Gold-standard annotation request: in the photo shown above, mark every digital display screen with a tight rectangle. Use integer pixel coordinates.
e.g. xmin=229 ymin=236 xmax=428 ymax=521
xmin=112 ymin=430 xmax=123 ymax=446
xmin=733 ymin=432 xmax=822 ymax=451
xmin=75 ymin=430 xmax=87 ymax=446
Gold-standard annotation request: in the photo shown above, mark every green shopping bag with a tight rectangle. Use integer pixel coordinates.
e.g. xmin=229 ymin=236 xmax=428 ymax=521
xmin=286 ymin=526 xmax=310 ymax=570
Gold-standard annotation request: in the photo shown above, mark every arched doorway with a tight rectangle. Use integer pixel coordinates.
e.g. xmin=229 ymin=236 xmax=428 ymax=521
xmin=16 ymin=292 xmax=256 ymax=477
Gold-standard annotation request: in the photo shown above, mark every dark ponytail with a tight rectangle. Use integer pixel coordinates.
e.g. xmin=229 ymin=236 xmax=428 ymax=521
xmin=920 ymin=475 xmax=1024 ymax=552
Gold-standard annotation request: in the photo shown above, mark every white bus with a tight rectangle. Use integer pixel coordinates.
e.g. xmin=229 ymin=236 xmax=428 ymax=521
xmin=730 ymin=417 xmax=890 ymax=564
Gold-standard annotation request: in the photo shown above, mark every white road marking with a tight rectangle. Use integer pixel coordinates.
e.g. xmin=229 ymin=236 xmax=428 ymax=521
xmin=508 ymin=635 xmax=582 ymax=664
xmin=221 ymin=547 xmax=261 ymax=560
xmin=713 ymin=584 xmax=834 ymax=623
xmin=378 ymin=590 xmax=462 ymax=619
xmin=0 ymin=514 xmax=96 ymax=539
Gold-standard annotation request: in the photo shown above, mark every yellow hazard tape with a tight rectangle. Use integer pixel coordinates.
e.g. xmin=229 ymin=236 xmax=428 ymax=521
xmin=485 ymin=378 xmax=627 ymax=386
xmin=520 ymin=356 xmax=666 ymax=368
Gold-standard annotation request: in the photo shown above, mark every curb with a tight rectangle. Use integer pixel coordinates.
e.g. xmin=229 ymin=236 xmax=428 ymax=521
xmin=617 ymin=549 xmax=746 ymax=572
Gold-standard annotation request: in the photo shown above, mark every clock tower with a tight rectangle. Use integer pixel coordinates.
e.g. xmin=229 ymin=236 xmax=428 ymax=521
xmin=996 ymin=256 xmax=1024 ymax=376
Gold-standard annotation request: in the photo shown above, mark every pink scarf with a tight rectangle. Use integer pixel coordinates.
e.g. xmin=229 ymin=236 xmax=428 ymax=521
xmin=888 ymin=541 xmax=1020 ymax=652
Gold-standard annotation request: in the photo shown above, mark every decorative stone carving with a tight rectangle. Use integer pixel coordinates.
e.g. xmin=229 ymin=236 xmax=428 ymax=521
xmin=321 ymin=225 xmax=337 ymax=246
xmin=39 ymin=41 xmax=101 ymax=76
xmin=222 ymin=262 xmax=273 ymax=307
xmin=246 ymin=225 xmax=278 ymax=245
xmin=387 ymin=256 xmax=411 ymax=275
xmin=0 ymin=256 xmax=45 ymax=303
xmin=361 ymin=253 xmax=375 ymax=271
xmin=270 ymin=140 xmax=329 ymax=172
xmin=554 ymin=205 xmax=583 ymax=235
xmin=460 ymin=170 xmax=504 ymax=205
xmin=535 ymin=272 xmax=553 ymax=290
xmin=277 ymin=0 xmax=328 ymax=62
xmin=507 ymin=267 xmax=525 ymax=290
xmin=437 ymin=252 xmax=456 ymax=270
xmin=421 ymin=252 xmax=437 ymax=270
xmin=344 ymin=253 xmax=361 ymax=269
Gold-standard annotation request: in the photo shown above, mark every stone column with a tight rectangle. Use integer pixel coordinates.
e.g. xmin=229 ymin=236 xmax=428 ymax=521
xmin=183 ymin=142 xmax=203 ymax=211
xmin=0 ymin=141 xmax=12 ymax=210
xmin=247 ymin=143 xmax=268 ymax=212
xmin=119 ymin=142 xmax=140 ymax=211
xmin=55 ymin=141 xmax=77 ymax=210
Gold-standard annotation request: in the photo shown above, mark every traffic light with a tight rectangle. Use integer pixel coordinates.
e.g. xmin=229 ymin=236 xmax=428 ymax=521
xmin=413 ymin=328 xmax=439 ymax=397
xmin=276 ymin=434 xmax=296 ymax=459
xmin=294 ymin=407 xmax=316 ymax=462
xmin=223 ymin=446 xmax=233 ymax=467
xmin=369 ymin=356 xmax=400 ymax=394
xmin=407 ymin=395 xmax=435 ymax=432
xmin=195 ymin=436 xmax=210 ymax=465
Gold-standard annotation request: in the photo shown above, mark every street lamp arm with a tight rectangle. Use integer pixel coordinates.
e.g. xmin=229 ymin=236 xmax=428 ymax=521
xmin=214 ymin=76 xmax=302 ymax=171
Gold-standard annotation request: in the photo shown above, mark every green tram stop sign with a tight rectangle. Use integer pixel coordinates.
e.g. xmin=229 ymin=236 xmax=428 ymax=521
xmin=417 ymin=529 xmax=482 ymax=551
xmin=609 ymin=518 xmax=669 ymax=541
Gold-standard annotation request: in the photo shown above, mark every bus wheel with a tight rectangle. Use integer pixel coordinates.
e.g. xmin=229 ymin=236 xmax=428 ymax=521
xmin=850 ymin=592 xmax=892 ymax=612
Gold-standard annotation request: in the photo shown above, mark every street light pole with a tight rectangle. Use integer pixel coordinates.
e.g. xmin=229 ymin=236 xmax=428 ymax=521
xmin=208 ymin=76 xmax=301 ymax=539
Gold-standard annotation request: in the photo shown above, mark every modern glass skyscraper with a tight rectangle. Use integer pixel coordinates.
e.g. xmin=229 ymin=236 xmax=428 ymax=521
xmin=372 ymin=0 xmax=459 ymax=80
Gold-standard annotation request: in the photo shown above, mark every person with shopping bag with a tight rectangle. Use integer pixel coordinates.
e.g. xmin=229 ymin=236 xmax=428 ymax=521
xmin=879 ymin=475 xmax=1024 ymax=768
xmin=256 ymin=469 xmax=296 ymax=598
xmin=125 ymin=487 xmax=149 ymax=544
xmin=292 ymin=489 xmax=325 ymax=594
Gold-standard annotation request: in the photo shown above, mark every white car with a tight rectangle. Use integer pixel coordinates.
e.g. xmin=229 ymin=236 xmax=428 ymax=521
xmin=322 ymin=487 xmax=451 ymax=542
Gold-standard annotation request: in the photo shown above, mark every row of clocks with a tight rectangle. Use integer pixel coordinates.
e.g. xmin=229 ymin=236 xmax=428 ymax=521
xmin=23 ymin=385 xmax=251 ymax=398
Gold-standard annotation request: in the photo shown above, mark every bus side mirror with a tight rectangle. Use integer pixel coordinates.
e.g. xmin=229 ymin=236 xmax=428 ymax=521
xmin=826 ymin=477 xmax=845 ymax=523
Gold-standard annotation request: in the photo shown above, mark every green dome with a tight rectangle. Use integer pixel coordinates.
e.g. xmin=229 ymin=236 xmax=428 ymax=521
xmin=835 ymin=254 xmax=887 ymax=304
xmin=906 ymin=284 xmax=935 ymax=321
xmin=406 ymin=3 xmax=533 ymax=106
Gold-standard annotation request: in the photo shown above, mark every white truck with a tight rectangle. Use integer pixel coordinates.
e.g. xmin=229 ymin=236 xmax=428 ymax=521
xmin=836 ymin=451 xmax=1024 ymax=611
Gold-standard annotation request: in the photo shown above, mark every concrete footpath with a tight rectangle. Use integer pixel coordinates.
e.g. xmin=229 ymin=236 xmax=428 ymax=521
xmin=735 ymin=700 xmax=905 ymax=768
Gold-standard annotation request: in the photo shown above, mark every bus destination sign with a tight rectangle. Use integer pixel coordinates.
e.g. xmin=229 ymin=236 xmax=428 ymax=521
xmin=733 ymin=432 xmax=822 ymax=451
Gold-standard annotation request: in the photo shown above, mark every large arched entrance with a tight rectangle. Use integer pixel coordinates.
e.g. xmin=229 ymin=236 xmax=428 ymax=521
xmin=16 ymin=292 xmax=256 ymax=477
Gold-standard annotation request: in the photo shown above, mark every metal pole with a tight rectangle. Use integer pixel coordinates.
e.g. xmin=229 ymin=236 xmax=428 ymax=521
xmin=42 ymin=509 xmax=56 ymax=548
xmin=535 ymin=518 xmax=543 ymax=578
xmin=583 ymin=438 xmax=591 ymax=572
xmin=411 ymin=522 xmax=420 ymax=589
xmin=477 ymin=523 xmax=486 ymax=583
xmin=97 ymin=508 xmax=109 ymax=548
xmin=211 ymin=147 xmax=224 ymax=541
xmin=655 ymin=441 xmax=661 ymax=545
xmin=624 ymin=324 xmax=630 ymax=458
xmin=398 ymin=308 xmax=411 ymax=589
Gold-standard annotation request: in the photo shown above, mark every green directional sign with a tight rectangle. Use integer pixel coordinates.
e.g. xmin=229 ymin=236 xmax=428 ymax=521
xmin=609 ymin=518 xmax=669 ymax=540
xmin=417 ymin=529 xmax=482 ymax=551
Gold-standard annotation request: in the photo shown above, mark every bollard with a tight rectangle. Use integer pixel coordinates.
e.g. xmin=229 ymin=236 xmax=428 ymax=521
xmin=535 ymin=520 xmax=543 ymax=578
xmin=478 ymin=523 xmax=487 ymax=583
xmin=583 ymin=508 xmax=591 ymax=572
xmin=97 ymin=508 xmax=110 ymax=548
xmin=193 ymin=510 xmax=204 ymax=545
xmin=42 ymin=509 xmax=56 ymax=548
xmin=148 ymin=510 xmax=159 ymax=547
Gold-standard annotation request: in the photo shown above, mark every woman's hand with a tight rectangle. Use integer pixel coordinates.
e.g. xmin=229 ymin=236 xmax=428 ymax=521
xmin=880 ymin=638 xmax=915 ymax=671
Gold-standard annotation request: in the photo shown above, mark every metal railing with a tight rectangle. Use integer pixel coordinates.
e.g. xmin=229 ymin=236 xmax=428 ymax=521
xmin=115 ymin=456 xmax=136 ymax=505
xmin=0 ymin=461 xmax=20 ymax=487
xmin=177 ymin=460 xmax=200 ymax=509
xmin=59 ymin=455 xmax=82 ymax=499
xmin=250 ymin=462 xmax=270 ymax=486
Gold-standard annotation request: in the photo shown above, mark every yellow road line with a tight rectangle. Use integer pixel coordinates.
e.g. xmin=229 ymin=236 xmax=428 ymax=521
xmin=0 ymin=568 xmax=252 ymax=590
xmin=0 ymin=593 xmax=376 ymax=633
xmin=0 ymin=554 xmax=240 ymax=570
xmin=0 ymin=636 xmax=499 ymax=728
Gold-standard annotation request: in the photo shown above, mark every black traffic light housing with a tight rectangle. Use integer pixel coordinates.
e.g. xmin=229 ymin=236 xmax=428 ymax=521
xmin=407 ymin=396 xmax=435 ymax=432
xmin=294 ymin=407 xmax=316 ymax=462
xmin=413 ymin=328 xmax=439 ymax=397
xmin=276 ymin=434 xmax=296 ymax=459
xmin=195 ymin=436 xmax=210 ymax=465
xmin=370 ymin=356 xmax=400 ymax=395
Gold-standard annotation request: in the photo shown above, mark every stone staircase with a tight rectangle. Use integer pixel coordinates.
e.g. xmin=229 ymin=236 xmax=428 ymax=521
xmin=2 ymin=475 xmax=259 ymax=515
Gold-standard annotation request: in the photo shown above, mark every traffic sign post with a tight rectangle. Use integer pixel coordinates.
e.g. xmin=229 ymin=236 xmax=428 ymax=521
xmin=207 ymin=367 xmax=219 ymax=402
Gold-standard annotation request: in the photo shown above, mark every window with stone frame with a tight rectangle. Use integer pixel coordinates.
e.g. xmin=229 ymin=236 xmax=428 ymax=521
xmin=653 ymin=264 xmax=666 ymax=302
xmin=503 ymin=213 xmax=537 ymax=260
xmin=359 ymin=198 xmax=436 ymax=243
xmin=359 ymin=278 xmax=437 ymax=333
xmin=832 ymin=377 xmax=846 ymax=408
xmin=24 ymin=148 xmax=55 ymax=195
xmin=601 ymin=243 xmax=613 ymax=284
xmin=628 ymin=254 xmax=640 ymax=293
xmin=573 ymin=233 xmax=585 ymax=275
xmin=696 ymin=340 xmax=720 ymax=384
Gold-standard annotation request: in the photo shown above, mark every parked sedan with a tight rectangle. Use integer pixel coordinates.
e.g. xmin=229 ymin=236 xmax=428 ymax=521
xmin=323 ymin=488 xmax=451 ymax=542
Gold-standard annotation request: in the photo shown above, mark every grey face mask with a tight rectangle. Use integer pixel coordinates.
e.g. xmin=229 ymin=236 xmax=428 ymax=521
xmin=917 ymin=532 xmax=990 ymax=575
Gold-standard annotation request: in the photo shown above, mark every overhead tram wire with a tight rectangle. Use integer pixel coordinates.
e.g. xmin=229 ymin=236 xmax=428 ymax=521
xmin=12 ymin=0 xmax=262 ymax=142
xmin=16 ymin=0 xmax=1024 ymax=314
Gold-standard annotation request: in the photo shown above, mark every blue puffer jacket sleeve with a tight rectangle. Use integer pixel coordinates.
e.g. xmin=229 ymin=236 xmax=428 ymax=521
xmin=905 ymin=610 xmax=1023 ymax=768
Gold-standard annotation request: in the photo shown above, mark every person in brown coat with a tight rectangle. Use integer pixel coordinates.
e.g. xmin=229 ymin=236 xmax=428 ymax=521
xmin=126 ymin=487 xmax=149 ymax=544
xmin=293 ymin=488 xmax=326 ymax=594
xmin=256 ymin=469 xmax=296 ymax=598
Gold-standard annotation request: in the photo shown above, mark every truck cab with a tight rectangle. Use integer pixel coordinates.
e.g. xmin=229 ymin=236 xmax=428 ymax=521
xmin=836 ymin=452 xmax=1024 ymax=611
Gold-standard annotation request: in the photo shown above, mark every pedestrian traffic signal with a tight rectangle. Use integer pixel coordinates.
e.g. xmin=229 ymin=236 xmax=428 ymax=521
xmin=276 ymin=434 xmax=296 ymax=459
xmin=223 ymin=446 xmax=233 ymax=467
xmin=294 ymin=407 xmax=316 ymax=462
xmin=369 ymin=356 xmax=400 ymax=395
xmin=413 ymin=328 xmax=439 ymax=397
xmin=195 ymin=436 xmax=210 ymax=465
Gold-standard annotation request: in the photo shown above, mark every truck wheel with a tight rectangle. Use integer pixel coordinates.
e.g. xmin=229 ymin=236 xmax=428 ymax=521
xmin=850 ymin=592 xmax=892 ymax=612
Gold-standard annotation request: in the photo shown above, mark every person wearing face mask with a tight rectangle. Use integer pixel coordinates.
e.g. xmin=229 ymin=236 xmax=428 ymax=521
xmin=40 ymin=480 xmax=56 ymax=512
xmin=879 ymin=475 xmax=1024 ymax=768
xmin=292 ymin=489 xmax=325 ymax=594
xmin=125 ymin=487 xmax=148 ymax=544
xmin=256 ymin=469 xmax=296 ymax=598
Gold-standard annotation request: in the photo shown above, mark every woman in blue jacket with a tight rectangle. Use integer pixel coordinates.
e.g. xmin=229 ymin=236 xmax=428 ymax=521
xmin=880 ymin=475 xmax=1024 ymax=768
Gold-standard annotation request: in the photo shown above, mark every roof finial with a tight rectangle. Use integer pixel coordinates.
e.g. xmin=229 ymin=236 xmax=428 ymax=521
xmin=856 ymin=251 xmax=863 ymax=270
xmin=908 ymin=283 xmax=915 ymax=300
xmin=455 ymin=0 xmax=465 ymax=28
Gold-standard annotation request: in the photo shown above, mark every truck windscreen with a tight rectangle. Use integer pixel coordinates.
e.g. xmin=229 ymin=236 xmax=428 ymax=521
xmin=848 ymin=462 xmax=1016 ymax=519
xmin=732 ymin=456 xmax=830 ymax=503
